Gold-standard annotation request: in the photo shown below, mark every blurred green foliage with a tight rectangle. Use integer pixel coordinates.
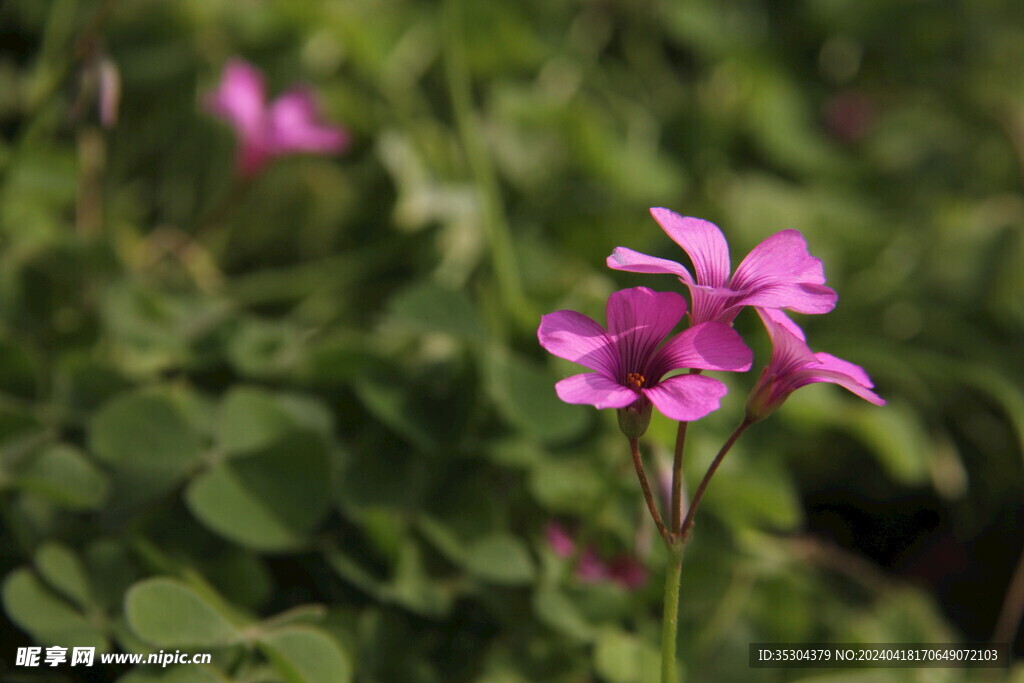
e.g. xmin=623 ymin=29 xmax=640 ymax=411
xmin=0 ymin=0 xmax=1022 ymax=681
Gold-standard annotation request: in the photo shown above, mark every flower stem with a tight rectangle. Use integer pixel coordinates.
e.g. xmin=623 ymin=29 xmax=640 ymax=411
xmin=657 ymin=419 xmax=752 ymax=682
xmin=679 ymin=419 xmax=751 ymax=543
xmin=628 ymin=438 xmax=671 ymax=546
xmin=661 ymin=542 xmax=683 ymax=683
xmin=671 ymin=420 xmax=688 ymax=534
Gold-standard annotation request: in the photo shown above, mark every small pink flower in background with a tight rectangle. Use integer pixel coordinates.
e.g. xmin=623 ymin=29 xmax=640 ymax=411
xmin=205 ymin=59 xmax=349 ymax=177
xmin=537 ymin=287 xmax=752 ymax=423
xmin=97 ymin=57 xmax=121 ymax=129
xmin=607 ymin=208 xmax=837 ymax=332
xmin=745 ymin=311 xmax=885 ymax=422
xmin=823 ymin=91 xmax=876 ymax=144
xmin=545 ymin=522 xmax=647 ymax=590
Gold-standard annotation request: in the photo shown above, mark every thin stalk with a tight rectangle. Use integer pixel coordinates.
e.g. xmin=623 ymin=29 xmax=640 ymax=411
xmin=671 ymin=369 xmax=703 ymax=535
xmin=671 ymin=420 xmax=688 ymax=534
xmin=191 ymin=175 xmax=249 ymax=256
xmin=658 ymin=419 xmax=752 ymax=682
xmin=679 ymin=420 xmax=751 ymax=542
xmin=661 ymin=543 xmax=683 ymax=683
xmin=25 ymin=0 xmax=121 ymax=118
xmin=442 ymin=0 xmax=530 ymax=329
xmin=629 ymin=437 xmax=671 ymax=546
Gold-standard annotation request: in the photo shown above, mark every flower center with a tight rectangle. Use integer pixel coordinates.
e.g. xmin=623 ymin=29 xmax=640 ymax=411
xmin=626 ymin=372 xmax=646 ymax=390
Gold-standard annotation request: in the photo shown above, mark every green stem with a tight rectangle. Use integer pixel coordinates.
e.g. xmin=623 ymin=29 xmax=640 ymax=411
xmin=661 ymin=543 xmax=683 ymax=683
xmin=679 ymin=419 xmax=751 ymax=543
xmin=671 ymin=420 xmax=688 ymax=534
xmin=659 ymin=419 xmax=752 ymax=682
xmin=442 ymin=0 xmax=531 ymax=329
xmin=629 ymin=438 xmax=670 ymax=546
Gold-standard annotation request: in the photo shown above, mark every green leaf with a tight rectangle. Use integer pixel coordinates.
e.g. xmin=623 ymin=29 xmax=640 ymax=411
xmin=15 ymin=443 xmax=109 ymax=509
xmin=124 ymin=578 xmax=241 ymax=648
xmin=53 ymin=353 xmax=133 ymax=414
xmin=463 ymin=534 xmax=535 ymax=585
xmin=532 ymin=587 xmax=595 ymax=642
xmin=261 ymin=626 xmax=352 ymax=683
xmin=0 ymin=336 xmax=40 ymax=398
xmin=204 ymin=550 xmax=272 ymax=610
xmin=117 ymin=664 xmax=228 ymax=682
xmin=2 ymin=568 xmax=107 ymax=649
xmin=484 ymin=348 xmax=589 ymax=443
xmin=90 ymin=391 xmax=202 ymax=473
xmin=387 ymin=282 xmax=482 ymax=339
xmin=186 ymin=432 xmax=330 ymax=551
xmin=101 ymin=283 xmax=229 ymax=374
xmin=85 ymin=539 xmax=139 ymax=611
xmin=594 ymin=628 xmax=660 ymax=683
xmin=528 ymin=457 xmax=604 ymax=514
xmin=388 ymin=542 xmax=454 ymax=617
xmin=849 ymin=401 xmax=930 ymax=484
xmin=299 ymin=333 xmax=375 ymax=386
xmin=228 ymin=318 xmax=304 ymax=378
xmin=219 ymin=387 xmax=299 ymax=455
xmin=352 ymin=375 xmax=440 ymax=453
xmin=416 ymin=515 xmax=470 ymax=565
xmin=328 ymin=539 xmax=453 ymax=618
xmin=35 ymin=542 xmax=94 ymax=610
xmin=219 ymin=387 xmax=334 ymax=456
xmin=705 ymin=458 xmax=802 ymax=532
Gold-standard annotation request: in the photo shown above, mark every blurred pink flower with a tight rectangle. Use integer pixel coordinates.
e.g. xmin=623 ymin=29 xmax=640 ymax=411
xmin=745 ymin=310 xmax=885 ymax=422
xmin=97 ymin=57 xmax=120 ymax=129
xmin=545 ymin=522 xmax=647 ymax=590
xmin=205 ymin=59 xmax=349 ymax=177
xmin=823 ymin=91 xmax=876 ymax=144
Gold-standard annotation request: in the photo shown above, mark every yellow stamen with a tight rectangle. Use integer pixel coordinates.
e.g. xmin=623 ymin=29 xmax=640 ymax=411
xmin=626 ymin=372 xmax=646 ymax=390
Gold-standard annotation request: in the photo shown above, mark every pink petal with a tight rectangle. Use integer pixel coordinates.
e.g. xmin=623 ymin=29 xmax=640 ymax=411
xmin=813 ymin=352 xmax=875 ymax=388
xmin=237 ymin=144 xmax=270 ymax=177
xmin=642 ymin=374 xmax=728 ymax=422
xmin=765 ymin=321 xmax=819 ymax=376
xmin=734 ymin=282 xmax=837 ymax=315
xmin=545 ymin=522 xmax=575 ymax=558
xmin=555 ymin=373 xmax=637 ymax=409
xmin=97 ymin=57 xmax=120 ymax=129
xmin=267 ymin=88 xmax=349 ymax=155
xmin=650 ymin=322 xmax=752 ymax=375
xmin=576 ymin=549 xmax=610 ymax=582
xmin=756 ymin=308 xmax=807 ymax=342
xmin=650 ymin=208 xmax=731 ymax=287
xmin=762 ymin=325 xmax=885 ymax=408
xmin=538 ymin=310 xmax=617 ymax=375
xmin=792 ymin=367 xmax=886 ymax=406
xmin=685 ymin=283 xmax=739 ymax=325
xmin=605 ymin=288 xmax=687 ymax=373
xmin=606 ymin=247 xmax=694 ymax=284
xmin=731 ymin=230 xmax=827 ymax=291
xmin=206 ymin=59 xmax=266 ymax=143
xmin=606 ymin=556 xmax=647 ymax=590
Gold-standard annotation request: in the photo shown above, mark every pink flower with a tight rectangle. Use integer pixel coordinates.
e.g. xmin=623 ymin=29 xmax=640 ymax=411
xmin=545 ymin=522 xmax=647 ymax=590
xmin=538 ymin=287 xmax=752 ymax=424
xmin=823 ymin=91 xmax=876 ymax=144
xmin=97 ymin=57 xmax=120 ymax=129
xmin=205 ymin=59 xmax=349 ymax=177
xmin=607 ymin=208 xmax=837 ymax=330
xmin=745 ymin=310 xmax=885 ymax=422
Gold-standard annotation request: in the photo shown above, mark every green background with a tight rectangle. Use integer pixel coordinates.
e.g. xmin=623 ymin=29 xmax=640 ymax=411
xmin=0 ymin=0 xmax=1021 ymax=681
